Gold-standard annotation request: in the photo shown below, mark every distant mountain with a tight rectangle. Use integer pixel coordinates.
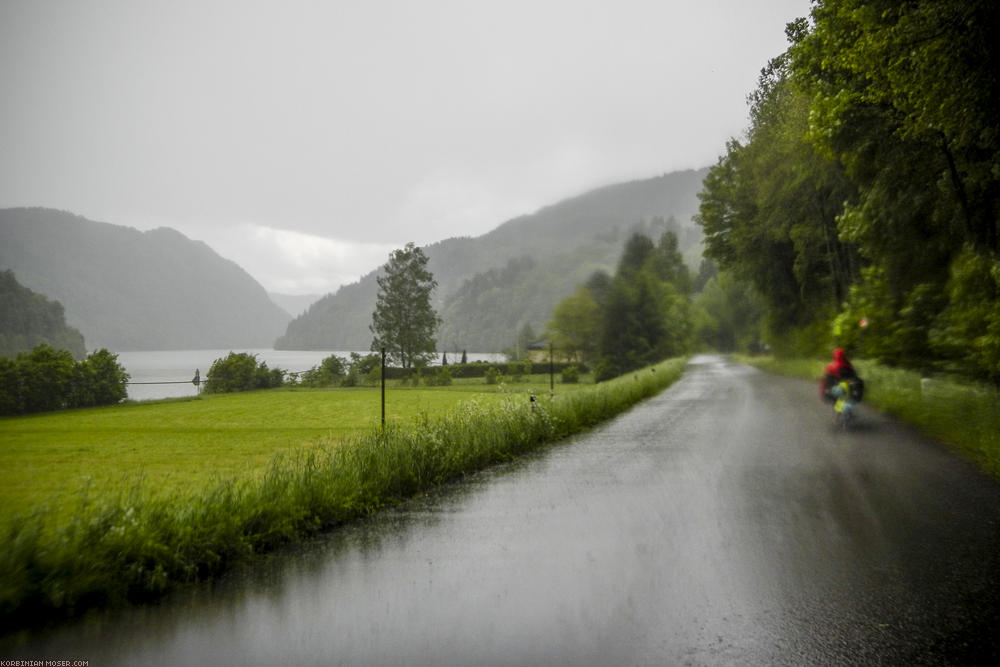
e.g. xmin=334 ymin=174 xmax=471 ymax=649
xmin=268 ymin=292 xmax=322 ymax=318
xmin=276 ymin=168 xmax=709 ymax=351
xmin=0 ymin=208 xmax=290 ymax=351
xmin=0 ymin=269 xmax=87 ymax=359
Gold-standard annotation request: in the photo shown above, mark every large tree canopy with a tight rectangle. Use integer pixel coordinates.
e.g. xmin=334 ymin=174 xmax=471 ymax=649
xmin=595 ymin=232 xmax=693 ymax=380
xmin=370 ymin=243 xmax=441 ymax=369
xmin=697 ymin=0 xmax=1000 ymax=381
xmin=697 ymin=52 xmax=859 ymax=354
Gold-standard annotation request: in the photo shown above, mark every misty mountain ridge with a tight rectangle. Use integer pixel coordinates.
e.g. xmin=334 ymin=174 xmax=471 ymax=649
xmin=1 ymin=169 xmax=708 ymax=354
xmin=277 ymin=168 xmax=709 ymax=351
xmin=0 ymin=208 xmax=290 ymax=351
xmin=269 ymin=292 xmax=323 ymax=318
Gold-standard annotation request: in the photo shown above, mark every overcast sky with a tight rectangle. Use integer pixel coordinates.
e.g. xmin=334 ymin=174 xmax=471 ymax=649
xmin=1 ymin=0 xmax=811 ymax=295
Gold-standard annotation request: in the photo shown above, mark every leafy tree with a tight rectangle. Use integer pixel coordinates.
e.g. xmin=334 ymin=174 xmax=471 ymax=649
xmin=560 ymin=365 xmax=580 ymax=383
xmin=692 ymin=258 xmax=718 ymax=294
xmin=74 ymin=349 xmax=130 ymax=406
xmin=342 ymin=352 xmax=382 ymax=387
xmin=688 ymin=0 xmax=1000 ymax=377
xmin=693 ymin=272 xmax=765 ymax=353
xmin=697 ymin=48 xmax=859 ymax=355
xmin=14 ymin=345 xmax=76 ymax=413
xmin=0 ymin=357 xmax=17 ymax=415
xmin=649 ymin=231 xmax=692 ymax=295
xmin=424 ymin=366 xmax=453 ymax=386
xmin=370 ymin=242 xmax=440 ymax=369
xmin=584 ymin=270 xmax=613 ymax=307
xmin=930 ymin=247 xmax=1000 ymax=385
xmin=204 ymin=352 xmax=284 ymax=393
xmin=616 ymin=233 xmax=656 ymax=281
xmin=594 ymin=233 xmax=694 ymax=380
xmin=785 ymin=0 xmax=1000 ymax=371
xmin=0 ymin=344 xmax=129 ymax=415
xmin=790 ymin=0 xmax=999 ymax=254
xmin=299 ymin=354 xmax=347 ymax=387
xmin=546 ymin=285 xmax=601 ymax=362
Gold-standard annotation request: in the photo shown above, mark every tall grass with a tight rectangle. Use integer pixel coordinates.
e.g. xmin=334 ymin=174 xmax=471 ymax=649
xmin=0 ymin=358 xmax=686 ymax=630
xmin=743 ymin=356 xmax=1000 ymax=479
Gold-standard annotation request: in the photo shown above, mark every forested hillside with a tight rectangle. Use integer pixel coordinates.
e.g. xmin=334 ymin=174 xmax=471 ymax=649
xmin=276 ymin=169 xmax=708 ymax=351
xmin=697 ymin=0 xmax=999 ymax=384
xmin=0 ymin=208 xmax=291 ymax=350
xmin=0 ymin=270 xmax=86 ymax=359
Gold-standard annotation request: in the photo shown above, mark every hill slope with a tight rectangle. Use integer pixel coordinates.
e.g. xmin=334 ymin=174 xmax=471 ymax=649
xmin=0 ymin=269 xmax=87 ymax=358
xmin=276 ymin=168 xmax=708 ymax=351
xmin=0 ymin=208 xmax=290 ymax=351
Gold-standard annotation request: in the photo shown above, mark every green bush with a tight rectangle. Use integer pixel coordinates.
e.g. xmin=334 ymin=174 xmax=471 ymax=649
xmin=204 ymin=352 xmax=285 ymax=394
xmin=73 ymin=348 xmax=130 ymax=407
xmin=341 ymin=352 xmax=381 ymax=387
xmin=401 ymin=369 xmax=421 ymax=386
xmin=510 ymin=360 xmax=532 ymax=382
xmin=424 ymin=367 xmax=453 ymax=386
xmin=299 ymin=355 xmax=347 ymax=387
xmin=0 ymin=345 xmax=129 ymax=415
xmin=561 ymin=365 xmax=580 ymax=383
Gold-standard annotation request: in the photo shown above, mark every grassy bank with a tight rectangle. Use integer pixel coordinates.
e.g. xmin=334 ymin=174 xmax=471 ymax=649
xmin=743 ymin=356 xmax=1000 ymax=479
xmin=0 ymin=378 xmax=578 ymax=523
xmin=0 ymin=359 xmax=685 ymax=630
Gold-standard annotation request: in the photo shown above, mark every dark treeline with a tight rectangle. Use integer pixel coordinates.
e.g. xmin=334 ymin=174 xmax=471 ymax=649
xmin=547 ymin=230 xmax=695 ymax=381
xmin=697 ymin=0 xmax=999 ymax=384
xmin=0 ymin=345 xmax=129 ymax=415
xmin=298 ymin=354 xmax=587 ymax=386
xmin=0 ymin=270 xmax=86 ymax=360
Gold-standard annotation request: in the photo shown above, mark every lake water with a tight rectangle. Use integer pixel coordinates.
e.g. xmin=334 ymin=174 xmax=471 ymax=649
xmin=116 ymin=349 xmax=505 ymax=401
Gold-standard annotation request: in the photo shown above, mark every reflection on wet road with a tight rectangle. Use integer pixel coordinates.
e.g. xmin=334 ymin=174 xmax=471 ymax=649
xmin=7 ymin=355 xmax=1000 ymax=664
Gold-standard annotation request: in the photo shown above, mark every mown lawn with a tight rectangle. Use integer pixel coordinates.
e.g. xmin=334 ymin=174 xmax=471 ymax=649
xmin=0 ymin=377 xmax=586 ymax=523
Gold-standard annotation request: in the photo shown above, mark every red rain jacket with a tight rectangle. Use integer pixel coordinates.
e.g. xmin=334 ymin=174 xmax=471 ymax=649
xmin=821 ymin=348 xmax=856 ymax=398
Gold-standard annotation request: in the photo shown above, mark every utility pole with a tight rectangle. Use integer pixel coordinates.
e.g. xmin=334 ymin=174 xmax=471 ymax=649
xmin=549 ymin=343 xmax=554 ymax=397
xmin=381 ymin=347 xmax=386 ymax=428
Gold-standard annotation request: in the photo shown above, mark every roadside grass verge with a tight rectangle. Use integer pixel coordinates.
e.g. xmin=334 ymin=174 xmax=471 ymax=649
xmin=0 ymin=359 xmax=685 ymax=630
xmin=741 ymin=356 xmax=1000 ymax=479
xmin=0 ymin=376 xmax=587 ymax=523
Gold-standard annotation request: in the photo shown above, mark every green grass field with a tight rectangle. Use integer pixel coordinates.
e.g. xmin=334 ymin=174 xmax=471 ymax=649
xmin=0 ymin=376 xmax=587 ymax=524
xmin=0 ymin=361 xmax=684 ymax=627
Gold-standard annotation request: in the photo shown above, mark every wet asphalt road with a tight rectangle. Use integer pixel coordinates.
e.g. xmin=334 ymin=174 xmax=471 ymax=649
xmin=7 ymin=354 xmax=1000 ymax=665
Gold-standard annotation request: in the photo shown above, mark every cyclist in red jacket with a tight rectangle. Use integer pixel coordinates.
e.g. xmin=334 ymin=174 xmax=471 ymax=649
xmin=820 ymin=348 xmax=859 ymax=403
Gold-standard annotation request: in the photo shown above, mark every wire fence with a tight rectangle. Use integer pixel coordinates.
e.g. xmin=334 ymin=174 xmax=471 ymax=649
xmin=125 ymin=368 xmax=317 ymax=387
